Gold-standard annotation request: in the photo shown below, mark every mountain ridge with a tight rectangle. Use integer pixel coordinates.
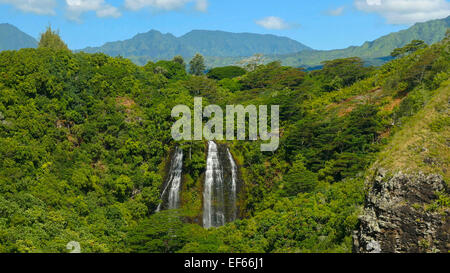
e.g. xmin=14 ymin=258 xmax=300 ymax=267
xmin=272 ymin=16 xmax=450 ymax=67
xmin=0 ymin=23 xmax=37 ymax=51
xmin=1 ymin=16 xmax=449 ymax=68
xmin=79 ymin=29 xmax=312 ymax=65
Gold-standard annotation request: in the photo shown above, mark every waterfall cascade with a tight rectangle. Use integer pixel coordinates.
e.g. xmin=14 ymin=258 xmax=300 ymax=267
xmin=157 ymin=147 xmax=183 ymax=211
xmin=227 ymin=148 xmax=238 ymax=221
xmin=158 ymin=142 xmax=241 ymax=228
xmin=203 ymin=141 xmax=226 ymax=228
xmin=203 ymin=141 xmax=240 ymax=228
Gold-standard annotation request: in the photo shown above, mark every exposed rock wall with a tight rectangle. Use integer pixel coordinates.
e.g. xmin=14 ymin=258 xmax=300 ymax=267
xmin=353 ymin=169 xmax=449 ymax=253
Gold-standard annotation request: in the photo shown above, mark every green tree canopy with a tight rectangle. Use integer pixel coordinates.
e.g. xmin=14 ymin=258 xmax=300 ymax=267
xmin=207 ymin=66 xmax=246 ymax=80
xmin=189 ymin=53 xmax=206 ymax=76
xmin=145 ymin=60 xmax=187 ymax=80
xmin=172 ymin=55 xmax=186 ymax=67
xmin=38 ymin=26 xmax=69 ymax=51
xmin=391 ymin=40 xmax=427 ymax=58
xmin=320 ymin=57 xmax=372 ymax=90
xmin=282 ymin=156 xmax=318 ymax=196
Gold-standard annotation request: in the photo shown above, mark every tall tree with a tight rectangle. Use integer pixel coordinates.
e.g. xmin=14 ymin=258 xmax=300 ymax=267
xmin=282 ymin=155 xmax=318 ymax=196
xmin=189 ymin=53 xmax=206 ymax=76
xmin=238 ymin=53 xmax=265 ymax=72
xmin=172 ymin=55 xmax=186 ymax=68
xmin=444 ymin=28 xmax=450 ymax=42
xmin=38 ymin=25 xmax=69 ymax=51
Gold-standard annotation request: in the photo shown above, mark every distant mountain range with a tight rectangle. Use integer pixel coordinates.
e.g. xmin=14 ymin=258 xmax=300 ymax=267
xmin=78 ymin=16 xmax=450 ymax=67
xmin=272 ymin=16 xmax=450 ymax=68
xmin=79 ymin=30 xmax=312 ymax=65
xmin=0 ymin=23 xmax=37 ymax=51
xmin=1 ymin=16 xmax=449 ymax=68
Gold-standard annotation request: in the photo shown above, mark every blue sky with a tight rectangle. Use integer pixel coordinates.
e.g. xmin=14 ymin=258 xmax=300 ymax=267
xmin=0 ymin=0 xmax=449 ymax=50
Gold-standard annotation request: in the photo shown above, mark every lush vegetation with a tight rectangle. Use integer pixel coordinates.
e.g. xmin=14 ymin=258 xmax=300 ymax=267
xmin=0 ymin=28 xmax=448 ymax=253
xmin=207 ymin=66 xmax=246 ymax=80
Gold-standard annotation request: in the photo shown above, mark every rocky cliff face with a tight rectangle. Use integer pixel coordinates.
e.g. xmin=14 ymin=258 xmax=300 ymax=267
xmin=353 ymin=169 xmax=449 ymax=253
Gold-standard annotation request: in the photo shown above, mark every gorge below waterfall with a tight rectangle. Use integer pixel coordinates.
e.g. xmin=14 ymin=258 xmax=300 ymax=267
xmin=158 ymin=142 xmax=242 ymax=228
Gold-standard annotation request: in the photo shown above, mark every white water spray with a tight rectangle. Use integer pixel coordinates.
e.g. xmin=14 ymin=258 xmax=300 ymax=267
xmin=157 ymin=147 xmax=183 ymax=211
xmin=203 ymin=141 xmax=225 ymax=228
xmin=227 ymin=148 xmax=238 ymax=221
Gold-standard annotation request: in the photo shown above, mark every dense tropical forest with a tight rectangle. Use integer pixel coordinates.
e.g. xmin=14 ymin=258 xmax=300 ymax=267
xmin=0 ymin=26 xmax=448 ymax=253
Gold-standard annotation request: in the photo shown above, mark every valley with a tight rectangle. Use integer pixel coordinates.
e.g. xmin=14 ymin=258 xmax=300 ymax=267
xmin=0 ymin=17 xmax=448 ymax=254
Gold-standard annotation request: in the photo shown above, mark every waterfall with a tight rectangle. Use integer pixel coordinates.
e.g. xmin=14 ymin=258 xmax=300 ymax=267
xmin=203 ymin=141 xmax=226 ymax=228
xmin=203 ymin=141 xmax=240 ymax=228
xmin=157 ymin=146 xmax=183 ymax=212
xmin=227 ymin=148 xmax=238 ymax=221
xmin=158 ymin=142 xmax=240 ymax=227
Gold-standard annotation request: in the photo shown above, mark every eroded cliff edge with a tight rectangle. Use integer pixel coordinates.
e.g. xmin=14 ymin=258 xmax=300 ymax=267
xmin=353 ymin=82 xmax=450 ymax=253
xmin=353 ymin=169 xmax=449 ymax=253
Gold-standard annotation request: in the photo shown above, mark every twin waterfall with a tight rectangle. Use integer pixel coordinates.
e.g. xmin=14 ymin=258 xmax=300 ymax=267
xmin=158 ymin=141 xmax=240 ymax=228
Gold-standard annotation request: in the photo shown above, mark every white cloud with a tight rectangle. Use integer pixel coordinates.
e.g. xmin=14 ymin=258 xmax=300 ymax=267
xmin=0 ymin=0 xmax=57 ymax=15
xmin=124 ymin=0 xmax=209 ymax=12
xmin=195 ymin=0 xmax=208 ymax=12
xmin=255 ymin=16 xmax=299 ymax=30
xmin=96 ymin=5 xmax=121 ymax=18
xmin=326 ymin=6 xmax=345 ymax=16
xmin=367 ymin=0 xmax=382 ymax=5
xmin=355 ymin=0 xmax=450 ymax=24
xmin=66 ymin=0 xmax=121 ymax=21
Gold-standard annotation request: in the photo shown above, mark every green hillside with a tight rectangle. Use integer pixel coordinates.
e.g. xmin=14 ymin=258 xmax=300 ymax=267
xmin=0 ymin=23 xmax=37 ymax=51
xmin=274 ymin=16 xmax=450 ymax=68
xmin=80 ymin=30 xmax=311 ymax=65
xmin=374 ymin=81 xmax=450 ymax=181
